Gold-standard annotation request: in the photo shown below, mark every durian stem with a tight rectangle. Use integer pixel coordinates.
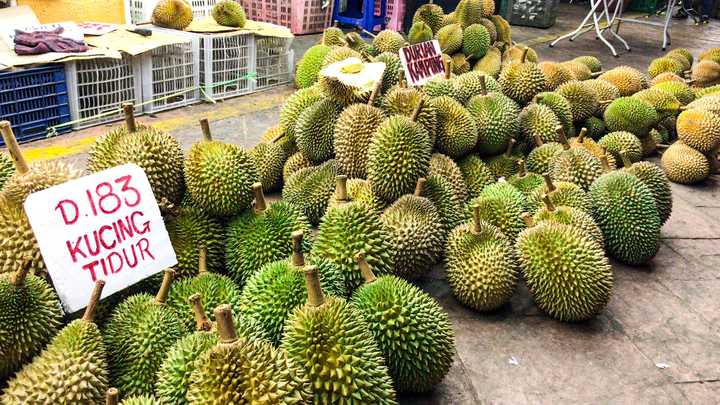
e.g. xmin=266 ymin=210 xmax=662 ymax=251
xmin=82 ymin=280 xmax=106 ymax=322
xmin=479 ymin=75 xmax=487 ymax=95
xmin=122 ymin=103 xmax=137 ymax=133
xmin=368 ymin=76 xmax=383 ymax=105
xmin=361 ymin=28 xmax=377 ymax=38
xmin=189 ymin=293 xmax=212 ymax=332
xmin=105 ymin=388 xmax=119 ymax=405
xmin=543 ymin=174 xmax=556 ymax=192
xmin=657 ymin=143 xmax=670 ymax=149
xmin=521 ymin=212 xmax=534 ymax=227
xmin=411 ymin=98 xmax=425 ymax=123
xmin=252 ymin=182 xmax=267 ymax=214
xmin=198 ymin=247 xmax=207 ymax=275
xmin=0 ymin=121 xmax=29 ymax=174
xmin=590 ymin=71 xmax=603 ymax=78
xmin=199 ymin=118 xmax=212 ymax=141
xmin=505 ymin=138 xmax=516 ymax=157
xmin=398 ymin=67 xmax=406 ymax=88
xmin=541 ymin=194 xmax=555 ymax=211
xmin=355 ymin=251 xmax=377 ymax=284
xmin=577 ymin=127 xmax=587 ymax=143
xmin=472 ymin=204 xmax=482 ymax=234
xmin=335 ymin=175 xmax=349 ymax=202
xmin=270 ymin=131 xmax=285 ymax=144
xmin=533 ymin=133 xmax=544 ymax=147
xmin=619 ymin=151 xmax=632 ymax=168
xmin=443 ymin=57 xmax=451 ymax=79
xmin=599 ymin=154 xmax=612 ymax=172
xmin=155 ymin=269 xmax=175 ymax=305
xmin=520 ymin=47 xmax=529 ymax=64
xmin=304 ymin=265 xmax=325 ymax=307
xmin=291 ymin=230 xmax=305 ymax=267
xmin=685 ymin=79 xmax=695 ymax=85
xmin=158 ymin=198 xmax=180 ymax=217
xmin=414 ymin=177 xmax=426 ymax=196
xmin=214 ymin=304 xmax=238 ymax=344
xmin=517 ymin=159 xmax=526 ymax=177
xmin=11 ymin=259 xmax=32 ymax=287
xmin=556 ymin=125 xmax=570 ymax=149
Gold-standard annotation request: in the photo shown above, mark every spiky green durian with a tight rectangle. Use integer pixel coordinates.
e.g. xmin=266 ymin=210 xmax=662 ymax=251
xmin=516 ymin=222 xmax=613 ymax=321
xmin=532 ymin=196 xmax=603 ymax=246
xmin=525 ymin=136 xmax=562 ymax=172
xmin=282 ymin=268 xmax=396 ymax=404
xmin=534 ymin=91 xmax=574 ymax=137
xmin=598 ymin=131 xmax=643 ymax=163
xmin=676 ymin=109 xmax=720 ymax=153
xmin=653 ymin=80 xmax=695 ymax=105
xmin=2 ymin=159 xmax=82 ymax=206
xmin=322 ymin=26 xmax=346 ymax=47
xmin=583 ymin=79 xmax=620 ymax=116
xmin=211 ymin=0 xmax=246 ymax=27
xmin=250 ymin=141 xmax=285 ymax=192
xmin=373 ymin=30 xmax=405 ymax=54
xmin=490 ymin=15 xmax=512 ymax=45
xmin=538 ymin=62 xmax=573 ymax=90
xmin=413 ymin=2 xmax=444 ymax=33
xmin=648 ymin=56 xmax=684 ymax=78
xmin=485 ymin=139 xmax=521 ymax=178
xmin=88 ymin=113 xmax=182 ymax=206
xmin=661 ymin=141 xmax=711 ymax=184
xmin=351 ymin=254 xmax=454 ymax=392
xmin=408 ymin=21 xmax=433 ymax=44
xmin=381 ymin=181 xmax=444 ymax=278
xmin=429 ymin=153 xmax=468 ymax=202
xmin=519 ymin=103 xmax=561 ymax=145
xmin=686 ymin=95 xmax=720 ymax=115
xmin=695 ymin=84 xmax=720 ymax=98
xmin=334 ymin=100 xmax=386 ymax=179
xmin=279 ymin=86 xmax=324 ymax=143
xmin=282 ymin=152 xmax=312 ymax=183
xmin=374 ymin=52 xmax=402 ymax=94
xmin=507 ymin=160 xmax=544 ymax=196
xmin=466 ymin=86 xmax=520 ymax=156
xmin=498 ymin=51 xmax=546 ymax=105
xmin=430 ymin=96 xmax=478 ymax=158
xmin=294 ymin=98 xmax=342 ymax=163
xmin=466 ymin=180 xmax=527 ymax=239
xmin=423 ymin=74 xmax=457 ymax=99
xmin=435 ymin=23 xmax=463 ymax=54
xmin=556 ymin=80 xmax=599 ymax=122
xmin=598 ymin=66 xmax=648 ymax=96
xmin=322 ymin=46 xmax=363 ymax=67
xmin=651 ymin=72 xmax=685 ymax=86
xmin=0 ymin=194 xmax=43 ymax=276
xmin=603 ymin=97 xmax=658 ymax=137
xmin=151 ymin=0 xmax=193 ymax=30
xmin=550 ymin=132 xmax=603 ymax=190
xmin=118 ymin=394 xmax=161 ymax=405
xmin=452 ymin=71 xmax=501 ymax=105
xmin=0 ymin=264 xmax=62 ymax=380
xmin=282 ymin=159 xmax=338 ymax=225
xmin=421 ymin=174 xmax=465 ymax=236
xmin=457 ymin=154 xmax=496 ymax=200
xmin=462 ymin=23 xmax=490 ymax=59
xmin=260 ymin=125 xmax=295 ymax=159
xmin=184 ymin=124 xmax=258 ymax=217
xmin=456 ymin=0 xmax=483 ymax=27
xmin=590 ymin=171 xmax=661 ymax=265
xmin=2 ymin=281 xmax=108 ymax=404
xmin=583 ymin=116 xmax=606 ymax=140
xmin=445 ymin=208 xmax=519 ymax=311
xmin=450 ymin=53 xmax=470 ymax=75
xmin=632 ymin=88 xmax=681 ymax=119
xmin=572 ymin=55 xmax=602 ymax=73
xmin=691 ymin=60 xmax=720 ymax=87
xmin=473 ymin=46 xmax=502 ymax=77
xmin=618 ymin=158 xmax=672 ymax=225
xmin=528 ymin=175 xmax=592 ymax=214
xmin=164 ymin=204 xmax=224 ymax=280
xmin=568 ymin=128 xmax=617 ymax=168
xmin=295 ymin=44 xmax=331 ymax=88
xmin=560 ymin=61 xmax=592 ymax=81
xmin=188 ymin=305 xmax=312 ymax=404
xmin=383 ymin=85 xmax=437 ymax=138
xmin=502 ymin=45 xmax=538 ymax=65
xmin=0 ymin=153 xmax=15 ymax=191
xmin=104 ymin=272 xmax=186 ymax=397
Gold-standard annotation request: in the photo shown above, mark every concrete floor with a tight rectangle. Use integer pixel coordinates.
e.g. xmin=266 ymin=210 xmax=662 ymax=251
xmin=8 ymin=4 xmax=720 ymax=404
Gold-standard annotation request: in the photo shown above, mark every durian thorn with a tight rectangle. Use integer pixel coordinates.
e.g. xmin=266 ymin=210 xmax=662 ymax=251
xmin=472 ymin=205 xmax=483 ymax=234
xmin=122 ymin=103 xmax=137 ymax=133
xmin=543 ymin=173 xmax=556 ymax=192
xmin=443 ymin=58 xmax=451 ymax=79
xmin=0 ymin=121 xmax=29 ymax=174
xmin=82 ymin=280 xmax=105 ymax=323
xmin=189 ymin=293 xmax=212 ymax=332
xmin=355 ymin=251 xmax=377 ymax=284
xmin=368 ymin=76 xmax=383 ymax=105
xmin=411 ymin=98 xmax=425 ymax=123
xmin=505 ymin=138 xmax=516 ymax=157
xmin=577 ymin=127 xmax=588 ymax=143
xmin=105 ymin=388 xmax=119 ymax=405
xmin=541 ymin=194 xmax=556 ymax=211
xmin=291 ymin=230 xmax=305 ymax=267
xmin=252 ymin=183 xmax=267 ymax=215
xmin=199 ymin=118 xmax=212 ymax=141
xmin=521 ymin=212 xmax=534 ymax=228
xmin=304 ymin=265 xmax=325 ymax=307
xmin=556 ymin=125 xmax=570 ymax=149
xmin=214 ymin=304 xmax=238 ymax=344
xmin=517 ymin=159 xmax=526 ymax=177
xmin=11 ymin=258 xmax=32 ymax=287
xmin=155 ymin=269 xmax=175 ymax=305
xmin=414 ymin=177 xmax=426 ymax=196
xmin=198 ymin=247 xmax=207 ymax=275
xmin=479 ymin=75 xmax=487 ymax=95
xmin=619 ymin=151 xmax=632 ymax=168
xmin=520 ymin=47 xmax=529 ymax=64
xmin=590 ymin=71 xmax=603 ymax=78
xmin=335 ymin=175 xmax=349 ymax=202
xmin=533 ymin=133 xmax=544 ymax=147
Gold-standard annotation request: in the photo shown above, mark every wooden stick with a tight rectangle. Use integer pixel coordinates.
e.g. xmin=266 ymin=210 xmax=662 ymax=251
xmin=517 ymin=159 xmax=526 ymax=177
xmin=304 ymin=265 xmax=325 ymax=307
xmin=291 ymin=230 xmax=305 ymax=267
xmin=82 ymin=280 xmax=106 ymax=322
xmin=199 ymin=118 xmax=212 ymax=141
xmin=123 ymin=103 xmax=137 ymax=133
xmin=520 ymin=47 xmax=529 ymax=64
xmin=355 ymin=251 xmax=377 ymax=284
xmin=155 ymin=269 xmax=175 ymax=305
xmin=214 ymin=304 xmax=237 ymax=344
xmin=0 ymin=121 xmax=29 ymax=174
xmin=619 ymin=151 xmax=632 ymax=168
xmin=252 ymin=183 xmax=267 ymax=215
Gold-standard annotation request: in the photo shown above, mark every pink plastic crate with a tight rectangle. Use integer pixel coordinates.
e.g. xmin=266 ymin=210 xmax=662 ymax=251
xmin=373 ymin=0 xmax=405 ymax=31
xmin=241 ymin=0 xmax=334 ymax=34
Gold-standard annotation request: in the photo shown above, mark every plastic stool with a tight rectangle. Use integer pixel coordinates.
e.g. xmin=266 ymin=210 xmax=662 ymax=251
xmin=334 ymin=0 xmax=387 ymax=34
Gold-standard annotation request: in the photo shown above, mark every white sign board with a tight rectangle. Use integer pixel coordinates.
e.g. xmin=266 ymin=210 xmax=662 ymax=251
xmin=399 ymin=40 xmax=446 ymax=87
xmin=24 ymin=164 xmax=177 ymax=313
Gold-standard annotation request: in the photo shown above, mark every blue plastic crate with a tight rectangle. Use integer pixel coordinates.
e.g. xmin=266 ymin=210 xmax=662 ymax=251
xmin=0 ymin=65 xmax=72 ymax=146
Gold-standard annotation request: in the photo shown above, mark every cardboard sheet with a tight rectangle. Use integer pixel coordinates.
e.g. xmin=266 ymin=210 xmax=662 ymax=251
xmin=185 ymin=17 xmax=294 ymax=38
xmin=85 ymin=26 xmax=191 ymax=56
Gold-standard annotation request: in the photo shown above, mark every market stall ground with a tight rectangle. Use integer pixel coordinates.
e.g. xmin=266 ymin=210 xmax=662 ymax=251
xmin=6 ymin=4 xmax=720 ymax=404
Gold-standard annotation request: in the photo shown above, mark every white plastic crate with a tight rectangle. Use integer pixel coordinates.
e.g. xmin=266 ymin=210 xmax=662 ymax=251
xmin=126 ymin=0 xmax=220 ymax=24
xmin=140 ymin=39 xmax=201 ymax=114
xmin=254 ymin=35 xmax=294 ymax=91
xmin=198 ymin=31 xmax=255 ymax=100
xmin=65 ymin=55 xmax=143 ymax=130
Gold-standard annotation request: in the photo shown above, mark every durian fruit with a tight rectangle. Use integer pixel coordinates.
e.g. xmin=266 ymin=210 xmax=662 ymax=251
xmin=344 ymin=177 xmax=386 ymax=213
xmin=667 ymin=48 xmax=693 ymax=66
xmin=550 ymin=127 xmax=603 ymax=190
xmin=0 ymin=260 xmax=62 ymax=380
xmin=516 ymin=222 xmax=613 ymax=321
xmin=590 ymin=170 xmax=661 ymax=265
xmin=374 ymin=52 xmax=402 ymax=94
xmin=453 ymin=69 xmax=504 ymax=104
xmin=498 ymin=48 xmax=546 ymax=105
xmin=312 ymin=201 xmax=395 ymax=292
xmin=556 ymin=80 xmax=599 ymax=122
xmin=184 ymin=119 xmax=257 ymax=217
xmin=164 ymin=202 xmax=224 ymax=280
xmin=151 ymin=0 xmax=193 ymax=30
xmin=473 ymin=46 xmax=502 ymax=77
xmin=692 ymin=60 xmax=720 ymax=87
xmin=188 ymin=305 xmax=312 ymax=404
xmin=525 ymin=137 xmax=563 ymax=174
xmin=618 ymin=156 xmax=672 ymax=225
xmin=632 ymin=88 xmax=681 ymax=119
xmin=572 ymin=55 xmax=602 ymax=73
xmin=211 ymin=0 xmax=246 ymax=27
xmin=485 ymin=138 xmax=521 ymax=178
xmin=2 ymin=281 xmax=108 ymax=404
xmin=422 ymin=174 xmax=465 ymax=236
xmin=226 ymin=184 xmax=311 ymax=285
xmin=322 ymin=46 xmax=363 ymax=67
xmin=533 ymin=195 xmax=603 ymax=246
xmin=528 ymin=174 xmax=592 ymax=214
xmin=367 ymin=114 xmax=432 ymax=202
xmin=451 ymin=53 xmax=471 ymax=75
xmin=676 ymin=109 xmax=720 ymax=153
xmin=584 ymin=79 xmax=620 ymax=115
xmin=351 ymin=253 xmax=455 ymax=392
xmin=490 ymin=15 xmax=512 ymax=46
xmin=651 ymin=72 xmax=685 ymax=86
xmin=445 ymin=205 xmax=519 ymax=311
xmin=282 ymin=151 xmax=312 ymax=182
xmin=282 ymin=266 xmax=396 ymax=404
xmin=413 ymin=0 xmax=444 ymax=34
xmin=436 ymin=23 xmax=463 ymax=54
xmin=685 ymin=95 xmax=720 ymax=115
xmin=603 ymin=97 xmax=659 ymax=137
xmin=442 ymin=11 xmax=457 ymax=26
xmin=598 ymin=66 xmax=648 ymax=96
xmin=598 ymin=131 xmax=643 ymax=163
xmin=539 ymin=62 xmax=573 ymax=90
xmin=534 ymin=91 xmax=575 ymax=137
xmin=0 ymin=195 xmax=43 ymax=275
xmin=458 ymin=154 xmax=496 ymax=200
xmin=383 ymin=84 xmax=437 ymax=137
xmin=105 ymin=388 xmax=160 ymax=405
xmin=466 ymin=179 xmax=527 ymax=239
xmin=561 ymin=61 xmax=592 ymax=81
xmin=279 ymin=86 xmax=324 ymax=143
xmin=424 ymin=74 xmax=457 ymax=100
xmin=642 ymin=128 xmax=664 ymax=157
xmin=519 ymin=103 xmax=561 ymax=145
xmin=239 ymin=230 xmax=345 ymax=346
xmin=648 ymin=56 xmax=684 ymax=78
xmin=696 ymin=84 xmax=720 ymax=98
xmin=317 ymin=57 xmax=377 ymax=106
xmin=381 ymin=179 xmax=444 ymax=278
xmin=568 ymin=128 xmax=616 ymax=168
xmin=463 ymin=24 xmax=490 ymax=59
xmin=507 ymin=159 xmax=544 ymax=196
xmin=429 ymin=153 xmax=468 ymax=202
xmin=0 ymin=152 xmax=14 ymax=191
xmin=250 ymin=139 xmax=286 ymax=192
xmin=429 ymin=96 xmax=478 ymax=159
xmin=502 ymin=45 xmax=538 ymax=65
xmin=373 ymin=30 xmax=405 ymax=54
xmin=653 ymin=80 xmax=695 ymax=105
xmin=322 ymin=26 xmax=346 ymax=47
xmin=466 ymin=78 xmax=520 ymax=156
xmin=456 ymin=0 xmax=483 ymax=27
xmin=295 ymin=97 xmax=343 ymax=163
xmin=260 ymin=125 xmax=295 ymax=159
xmin=478 ymin=18 xmax=498 ymax=43
xmin=699 ymin=47 xmax=720 ymax=64
xmin=295 ymin=44 xmax=331 ymax=88
xmin=661 ymin=141 xmax=711 ymax=184
xmin=282 ymin=159 xmax=338 ymax=225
